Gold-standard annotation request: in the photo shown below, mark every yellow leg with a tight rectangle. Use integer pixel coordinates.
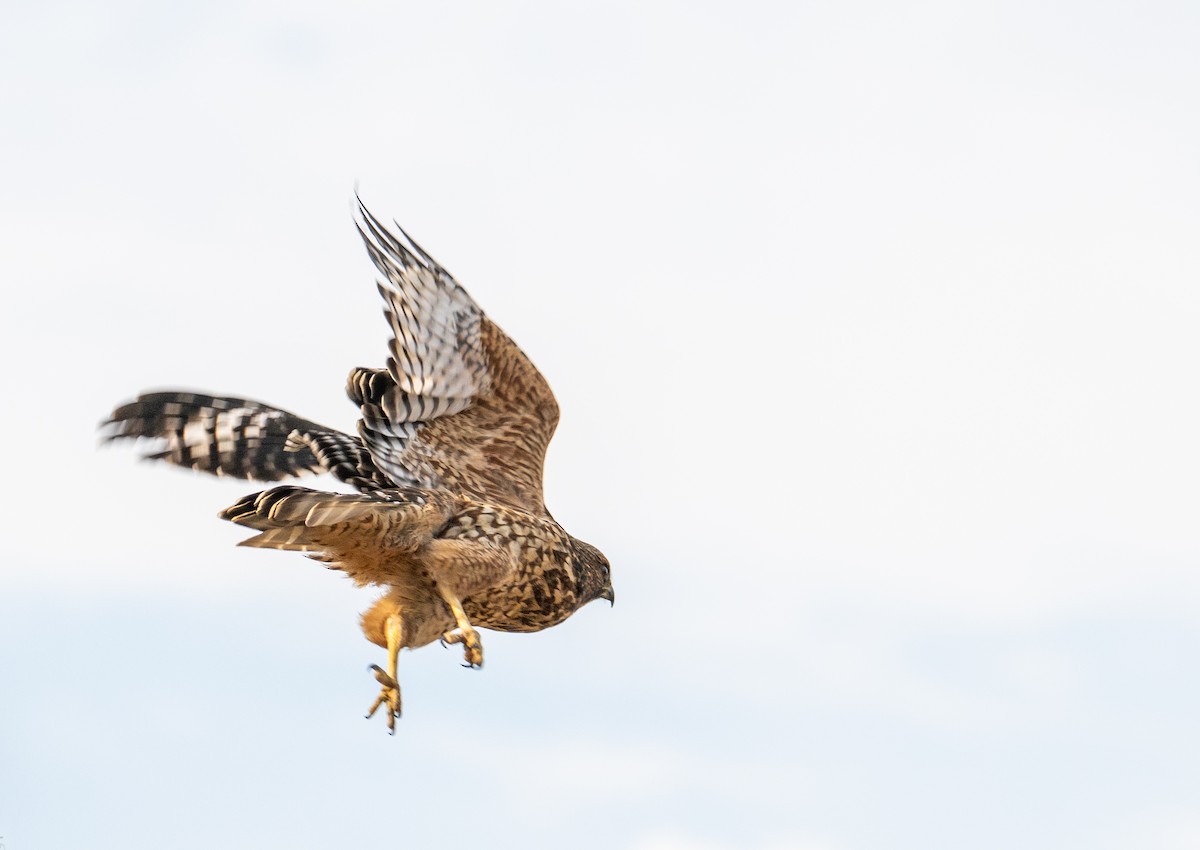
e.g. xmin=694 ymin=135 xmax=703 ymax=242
xmin=365 ymin=614 xmax=404 ymax=734
xmin=438 ymin=590 xmax=484 ymax=669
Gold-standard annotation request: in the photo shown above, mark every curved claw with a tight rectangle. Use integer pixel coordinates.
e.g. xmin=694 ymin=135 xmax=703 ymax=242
xmin=366 ymin=664 xmax=402 ymax=733
xmin=442 ymin=627 xmax=484 ymax=668
xmin=370 ymin=664 xmax=398 ymax=690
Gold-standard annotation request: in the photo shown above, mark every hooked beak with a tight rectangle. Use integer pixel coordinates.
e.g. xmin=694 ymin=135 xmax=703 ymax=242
xmin=599 ymin=583 xmax=615 ymax=606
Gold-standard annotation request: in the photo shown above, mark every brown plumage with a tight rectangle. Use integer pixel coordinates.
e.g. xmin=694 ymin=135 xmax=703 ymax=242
xmin=102 ymin=202 xmax=613 ymax=732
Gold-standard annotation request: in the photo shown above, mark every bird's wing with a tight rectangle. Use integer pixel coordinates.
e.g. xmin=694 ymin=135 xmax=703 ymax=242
xmin=102 ymin=391 xmax=389 ymax=490
xmin=351 ymin=203 xmax=560 ymax=514
xmin=219 ymin=484 xmax=458 ymax=589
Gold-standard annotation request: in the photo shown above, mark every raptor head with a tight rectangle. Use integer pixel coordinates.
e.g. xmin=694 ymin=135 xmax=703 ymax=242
xmin=572 ymin=538 xmax=614 ymax=608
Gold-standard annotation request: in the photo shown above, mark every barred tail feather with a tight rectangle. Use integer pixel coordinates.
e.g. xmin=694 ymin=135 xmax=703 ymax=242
xmin=103 ymin=390 xmax=389 ymax=489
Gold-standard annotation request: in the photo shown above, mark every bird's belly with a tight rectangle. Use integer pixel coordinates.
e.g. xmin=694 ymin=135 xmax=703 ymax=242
xmin=463 ymin=565 xmax=580 ymax=633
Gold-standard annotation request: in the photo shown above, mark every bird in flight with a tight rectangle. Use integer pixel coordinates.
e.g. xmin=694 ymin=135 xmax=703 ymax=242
xmin=103 ymin=201 xmax=613 ymax=733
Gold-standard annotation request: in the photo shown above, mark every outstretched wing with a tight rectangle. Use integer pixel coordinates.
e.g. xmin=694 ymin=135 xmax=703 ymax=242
xmin=219 ymin=484 xmax=455 ymax=588
xmin=102 ymin=391 xmax=389 ymax=490
xmin=352 ymin=203 xmax=560 ymax=514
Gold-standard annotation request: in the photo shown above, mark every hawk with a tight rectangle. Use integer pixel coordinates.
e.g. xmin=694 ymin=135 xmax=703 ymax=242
xmin=102 ymin=202 xmax=614 ymax=733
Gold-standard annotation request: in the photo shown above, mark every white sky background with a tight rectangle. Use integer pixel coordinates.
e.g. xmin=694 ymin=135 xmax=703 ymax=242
xmin=2 ymin=0 xmax=1200 ymax=848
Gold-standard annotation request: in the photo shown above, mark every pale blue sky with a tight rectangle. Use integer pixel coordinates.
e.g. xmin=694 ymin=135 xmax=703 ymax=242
xmin=3 ymin=1 xmax=1200 ymax=848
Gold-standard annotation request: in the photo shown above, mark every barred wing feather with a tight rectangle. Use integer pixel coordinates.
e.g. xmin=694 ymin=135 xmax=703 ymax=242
xmin=352 ymin=203 xmax=560 ymax=514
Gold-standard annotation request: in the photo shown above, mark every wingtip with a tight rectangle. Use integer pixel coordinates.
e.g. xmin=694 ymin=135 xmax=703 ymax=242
xmin=351 ymin=197 xmax=449 ymax=279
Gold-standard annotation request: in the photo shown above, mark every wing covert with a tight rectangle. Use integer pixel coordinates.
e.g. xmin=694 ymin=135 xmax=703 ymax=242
xmin=351 ymin=203 xmax=560 ymax=513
